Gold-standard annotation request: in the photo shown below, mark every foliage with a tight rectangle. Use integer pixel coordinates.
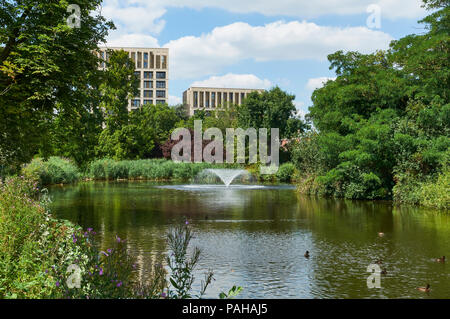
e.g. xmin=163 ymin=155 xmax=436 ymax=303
xmin=219 ymin=285 xmax=243 ymax=299
xmin=236 ymin=87 xmax=306 ymax=139
xmin=166 ymin=223 xmax=214 ymax=299
xmin=22 ymin=157 xmax=80 ymax=186
xmin=294 ymin=1 xmax=449 ymax=208
xmin=276 ymin=163 xmax=297 ymax=182
xmin=0 ymin=0 xmax=113 ymax=171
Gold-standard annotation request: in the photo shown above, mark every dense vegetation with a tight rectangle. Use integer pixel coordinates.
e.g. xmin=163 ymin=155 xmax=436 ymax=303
xmin=291 ymin=1 xmax=449 ymax=209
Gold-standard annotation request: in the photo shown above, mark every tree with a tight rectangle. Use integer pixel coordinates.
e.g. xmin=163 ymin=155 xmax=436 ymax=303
xmin=96 ymin=50 xmax=139 ymax=159
xmin=0 ymin=0 xmax=114 ymax=170
xmin=236 ymin=87 xmax=301 ymax=139
xmin=295 ymin=0 xmax=449 ymax=202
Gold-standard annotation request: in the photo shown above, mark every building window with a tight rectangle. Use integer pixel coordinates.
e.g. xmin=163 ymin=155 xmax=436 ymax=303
xmin=194 ymin=91 xmax=198 ymax=108
xmin=156 ymin=90 xmax=166 ymax=98
xmin=144 ymin=81 xmax=152 ymax=89
xmin=137 ymin=52 xmax=142 ymax=68
xmin=150 ymin=52 xmax=154 ymax=68
xmin=235 ymin=93 xmax=239 ymax=105
xmin=211 ymin=92 xmax=216 ymax=108
xmin=241 ymin=93 xmax=246 ymax=104
xmin=156 ymin=72 xmax=166 ymax=79
xmin=161 ymin=55 xmax=167 ymax=69
xmin=130 ymin=52 xmax=136 ymax=68
xmin=156 ymin=55 xmax=161 ymax=68
xmin=144 ymin=90 xmax=153 ymax=98
xmin=205 ymin=92 xmax=210 ymax=108
xmin=143 ymin=100 xmax=152 ymax=105
xmin=223 ymin=92 xmax=227 ymax=103
xmin=132 ymin=99 xmax=140 ymax=108
xmin=143 ymin=53 xmax=148 ymax=68
xmin=217 ymin=92 xmax=222 ymax=106
xmin=144 ymin=71 xmax=152 ymax=79
xmin=200 ymin=92 xmax=204 ymax=107
xmin=229 ymin=92 xmax=233 ymax=103
xmin=134 ymin=71 xmax=141 ymax=79
xmin=156 ymin=100 xmax=165 ymax=104
xmin=156 ymin=81 xmax=166 ymax=88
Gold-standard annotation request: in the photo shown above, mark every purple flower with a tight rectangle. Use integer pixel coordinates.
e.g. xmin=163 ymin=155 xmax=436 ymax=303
xmin=107 ymin=248 xmax=112 ymax=253
xmin=116 ymin=281 xmax=122 ymax=287
xmin=99 ymin=268 xmax=103 ymax=276
xmin=100 ymin=251 xmax=109 ymax=257
xmin=116 ymin=235 xmax=121 ymax=243
xmin=87 ymin=228 xmax=93 ymax=232
xmin=185 ymin=220 xmax=189 ymax=225
xmin=161 ymin=292 xmax=167 ymax=298
xmin=56 ymin=281 xmax=60 ymax=287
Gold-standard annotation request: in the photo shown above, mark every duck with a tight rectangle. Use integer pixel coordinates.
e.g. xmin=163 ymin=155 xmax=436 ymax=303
xmin=417 ymin=284 xmax=430 ymax=293
xmin=436 ymin=256 xmax=445 ymax=263
xmin=381 ymin=268 xmax=387 ymax=275
xmin=304 ymin=251 xmax=310 ymax=258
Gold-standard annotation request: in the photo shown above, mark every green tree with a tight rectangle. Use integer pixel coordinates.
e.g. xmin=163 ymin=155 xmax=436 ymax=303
xmin=236 ymin=87 xmax=301 ymax=138
xmin=0 ymin=0 xmax=113 ymax=171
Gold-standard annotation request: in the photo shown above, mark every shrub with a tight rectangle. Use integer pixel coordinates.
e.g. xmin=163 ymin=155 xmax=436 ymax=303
xmin=276 ymin=163 xmax=296 ymax=182
xmin=22 ymin=157 xmax=80 ymax=186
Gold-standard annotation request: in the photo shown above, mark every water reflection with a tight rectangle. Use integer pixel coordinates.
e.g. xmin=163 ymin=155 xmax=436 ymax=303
xmin=49 ymin=181 xmax=450 ymax=299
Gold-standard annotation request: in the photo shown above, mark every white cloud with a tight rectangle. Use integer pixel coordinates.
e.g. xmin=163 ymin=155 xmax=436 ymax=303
xmin=294 ymin=101 xmax=307 ymax=119
xmin=191 ymin=73 xmax=272 ymax=89
xmin=106 ymin=33 xmax=160 ymax=48
xmin=100 ymin=0 xmax=425 ymax=48
xmin=166 ymin=21 xmax=393 ymax=79
xmin=306 ymin=77 xmax=336 ymax=91
xmin=165 ymin=0 xmax=425 ymax=20
xmin=169 ymin=95 xmax=182 ymax=105
xmin=102 ymin=0 xmax=166 ymax=34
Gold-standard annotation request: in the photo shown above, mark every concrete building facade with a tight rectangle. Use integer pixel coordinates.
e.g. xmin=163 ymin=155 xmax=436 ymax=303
xmin=183 ymin=87 xmax=265 ymax=116
xmin=97 ymin=47 xmax=169 ymax=111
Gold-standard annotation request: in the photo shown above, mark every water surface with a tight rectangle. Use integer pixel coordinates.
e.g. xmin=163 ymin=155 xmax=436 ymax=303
xmin=49 ymin=181 xmax=450 ymax=299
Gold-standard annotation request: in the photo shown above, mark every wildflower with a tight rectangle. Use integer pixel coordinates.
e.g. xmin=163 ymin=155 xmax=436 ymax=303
xmin=56 ymin=281 xmax=60 ymax=287
xmin=87 ymin=228 xmax=93 ymax=232
xmin=107 ymin=248 xmax=112 ymax=253
xmin=116 ymin=235 xmax=121 ymax=243
xmin=116 ymin=281 xmax=122 ymax=287
xmin=185 ymin=220 xmax=189 ymax=225
xmin=100 ymin=251 xmax=109 ymax=257
xmin=99 ymin=268 xmax=103 ymax=276
xmin=161 ymin=292 xmax=167 ymax=298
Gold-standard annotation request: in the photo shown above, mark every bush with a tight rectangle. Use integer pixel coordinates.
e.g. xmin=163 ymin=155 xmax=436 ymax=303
xmin=276 ymin=163 xmax=296 ymax=182
xmin=22 ymin=157 xmax=80 ymax=186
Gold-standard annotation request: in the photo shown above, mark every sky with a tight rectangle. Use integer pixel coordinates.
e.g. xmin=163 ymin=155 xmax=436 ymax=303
xmin=100 ymin=0 xmax=429 ymax=118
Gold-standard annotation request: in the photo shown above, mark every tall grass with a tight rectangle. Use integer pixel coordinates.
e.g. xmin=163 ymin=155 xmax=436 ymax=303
xmin=87 ymin=158 xmax=240 ymax=182
xmin=22 ymin=157 xmax=80 ymax=186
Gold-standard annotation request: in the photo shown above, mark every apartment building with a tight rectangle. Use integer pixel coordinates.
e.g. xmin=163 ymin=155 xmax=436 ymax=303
xmin=183 ymin=87 xmax=265 ymax=116
xmin=97 ymin=47 xmax=169 ymax=111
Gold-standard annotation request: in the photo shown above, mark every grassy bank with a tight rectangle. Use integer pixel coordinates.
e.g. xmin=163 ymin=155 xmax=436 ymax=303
xmin=21 ymin=157 xmax=298 ymax=186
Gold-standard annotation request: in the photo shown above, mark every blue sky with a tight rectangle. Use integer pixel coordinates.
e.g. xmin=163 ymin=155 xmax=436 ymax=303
xmin=101 ymin=0 xmax=428 ymax=117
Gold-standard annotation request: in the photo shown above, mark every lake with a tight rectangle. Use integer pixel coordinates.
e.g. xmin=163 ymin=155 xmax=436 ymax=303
xmin=49 ymin=181 xmax=450 ymax=299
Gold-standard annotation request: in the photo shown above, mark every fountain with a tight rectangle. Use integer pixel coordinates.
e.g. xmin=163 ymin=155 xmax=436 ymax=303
xmin=203 ymin=169 xmax=250 ymax=187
